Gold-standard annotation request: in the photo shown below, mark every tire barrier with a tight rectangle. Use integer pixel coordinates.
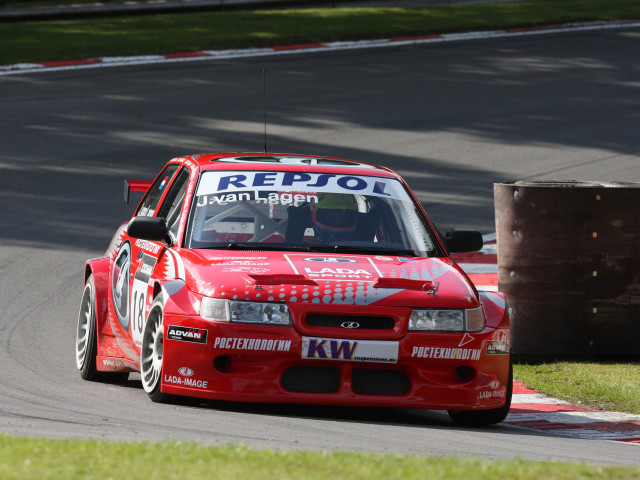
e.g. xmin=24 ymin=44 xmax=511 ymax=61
xmin=494 ymin=181 xmax=640 ymax=360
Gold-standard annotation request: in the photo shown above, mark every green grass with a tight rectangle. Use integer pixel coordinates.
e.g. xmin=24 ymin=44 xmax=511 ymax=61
xmin=2 ymin=0 xmax=640 ymax=65
xmin=514 ymin=362 xmax=640 ymax=415
xmin=2 ymin=436 xmax=640 ymax=480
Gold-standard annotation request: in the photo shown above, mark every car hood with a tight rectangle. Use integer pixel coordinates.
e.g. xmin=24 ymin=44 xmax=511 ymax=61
xmin=178 ymin=250 xmax=479 ymax=308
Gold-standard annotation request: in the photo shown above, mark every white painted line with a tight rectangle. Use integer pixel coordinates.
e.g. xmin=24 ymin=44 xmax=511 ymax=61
xmin=476 ymin=285 xmax=499 ymax=292
xmin=458 ymin=263 xmax=498 ymax=273
xmin=511 ymin=394 xmax=571 ymax=405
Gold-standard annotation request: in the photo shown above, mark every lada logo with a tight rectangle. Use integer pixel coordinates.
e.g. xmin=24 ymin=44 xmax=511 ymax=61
xmin=303 ymin=257 xmax=357 ymax=263
xmin=178 ymin=367 xmax=194 ymax=377
xmin=340 ymin=321 xmax=360 ymax=329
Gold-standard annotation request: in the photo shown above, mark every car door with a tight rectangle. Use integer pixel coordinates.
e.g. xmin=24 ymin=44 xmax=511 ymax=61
xmin=111 ymin=163 xmax=181 ymax=348
xmin=128 ymin=166 xmax=191 ymax=346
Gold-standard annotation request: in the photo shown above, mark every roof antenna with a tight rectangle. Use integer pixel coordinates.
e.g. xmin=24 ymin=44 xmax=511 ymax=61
xmin=263 ymin=68 xmax=267 ymax=153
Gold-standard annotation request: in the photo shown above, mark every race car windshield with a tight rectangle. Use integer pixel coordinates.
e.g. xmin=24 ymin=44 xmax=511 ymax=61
xmin=185 ymin=171 xmax=440 ymax=257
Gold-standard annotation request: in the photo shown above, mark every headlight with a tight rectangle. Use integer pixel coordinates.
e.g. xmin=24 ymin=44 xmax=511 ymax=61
xmin=200 ymin=298 xmax=291 ymax=325
xmin=409 ymin=307 xmax=484 ymax=332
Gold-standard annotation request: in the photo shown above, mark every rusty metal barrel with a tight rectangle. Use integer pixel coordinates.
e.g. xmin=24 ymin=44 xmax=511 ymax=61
xmin=494 ymin=181 xmax=640 ymax=360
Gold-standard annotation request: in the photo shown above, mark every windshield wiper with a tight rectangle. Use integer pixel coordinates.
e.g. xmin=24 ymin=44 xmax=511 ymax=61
xmin=221 ymin=243 xmax=312 ymax=252
xmin=308 ymin=245 xmax=418 ymax=257
xmin=205 ymin=243 xmax=419 ymax=257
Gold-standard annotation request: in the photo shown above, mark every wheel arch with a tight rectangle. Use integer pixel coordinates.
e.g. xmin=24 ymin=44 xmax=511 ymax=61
xmin=479 ymin=290 xmax=509 ymax=330
xmin=85 ymin=257 xmax=114 ymax=350
xmin=156 ymin=279 xmax=197 ymax=316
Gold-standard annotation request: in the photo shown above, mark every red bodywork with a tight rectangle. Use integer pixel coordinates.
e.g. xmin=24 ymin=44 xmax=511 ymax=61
xmin=86 ymin=153 xmax=510 ymax=411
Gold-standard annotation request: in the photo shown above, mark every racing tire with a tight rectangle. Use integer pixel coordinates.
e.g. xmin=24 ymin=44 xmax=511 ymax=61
xmin=76 ymin=274 xmax=129 ymax=382
xmin=140 ymin=294 xmax=169 ymax=403
xmin=447 ymin=358 xmax=513 ymax=426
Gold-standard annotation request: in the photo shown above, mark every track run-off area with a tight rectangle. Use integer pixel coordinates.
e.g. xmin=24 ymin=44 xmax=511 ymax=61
xmin=1 ymin=21 xmax=640 ymax=465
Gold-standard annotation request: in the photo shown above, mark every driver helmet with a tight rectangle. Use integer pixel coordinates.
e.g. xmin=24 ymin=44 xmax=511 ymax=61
xmin=311 ymin=193 xmax=359 ymax=239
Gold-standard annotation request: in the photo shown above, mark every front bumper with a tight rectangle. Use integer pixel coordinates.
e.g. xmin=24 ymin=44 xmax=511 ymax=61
xmin=160 ymin=313 xmax=510 ymax=411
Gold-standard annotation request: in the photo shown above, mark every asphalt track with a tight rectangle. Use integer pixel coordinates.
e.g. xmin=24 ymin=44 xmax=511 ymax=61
xmin=1 ymin=24 xmax=640 ymax=465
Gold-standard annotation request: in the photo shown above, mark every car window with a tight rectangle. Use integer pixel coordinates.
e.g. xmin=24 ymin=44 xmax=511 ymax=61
xmin=156 ymin=167 xmax=190 ymax=238
xmin=186 ymin=170 xmax=439 ymax=257
xmin=136 ymin=164 xmax=180 ymax=217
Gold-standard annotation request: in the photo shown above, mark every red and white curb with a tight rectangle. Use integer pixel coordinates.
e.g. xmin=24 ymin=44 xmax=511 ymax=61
xmin=457 ymin=234 xmax=640 ymax=444
xmin=507 ymin=382 xmax=640 ymax=444
xmin=1 ymin=20 xmax=639 ymax=76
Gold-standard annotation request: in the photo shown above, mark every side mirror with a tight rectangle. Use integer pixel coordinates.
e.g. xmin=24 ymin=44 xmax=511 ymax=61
xmin=127 ymin=216 xmax=172 ymax=245
xmin=445 ymin=229 xmax=483 ymax=253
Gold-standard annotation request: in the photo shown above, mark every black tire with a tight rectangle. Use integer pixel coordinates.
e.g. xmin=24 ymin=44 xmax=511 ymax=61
xmin=76 ymin=274 xmax=129 ymax=383
xmin=448 ymin=359 xmax=513 ymax=426
xmin=76 ymin=275 xmax=100 ymax=380
xmin=140 ymin=294 xmax=169 ymax=403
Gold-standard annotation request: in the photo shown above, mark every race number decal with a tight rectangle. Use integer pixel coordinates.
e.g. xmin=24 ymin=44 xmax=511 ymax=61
xmin=130 ymin=252 xmax=157 ymax=345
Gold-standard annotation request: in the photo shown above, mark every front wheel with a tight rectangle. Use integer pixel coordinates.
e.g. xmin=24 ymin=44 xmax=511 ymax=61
xmin=448 ymin=359 xmax=513 ymax=426
xmin=76 ymin=274 xmax=128 ymax=382
xmin=140 ymin=295 xmax=168 ymax=403
xmin=76 ymin=275 xmax=100 ymax=380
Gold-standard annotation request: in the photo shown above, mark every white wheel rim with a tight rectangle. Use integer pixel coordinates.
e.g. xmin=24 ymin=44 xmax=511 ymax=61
xmin=141 ymin=308 xmax=163 ymax=393
xmin=75 ymin=283 xmax=92 ymax=370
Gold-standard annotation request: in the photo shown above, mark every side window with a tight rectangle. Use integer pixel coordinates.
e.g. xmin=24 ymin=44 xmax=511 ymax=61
xmin=157 ymin=168 xmax=190 ymax=238
xmin=136 ymin=164 xmax=180 ymax=217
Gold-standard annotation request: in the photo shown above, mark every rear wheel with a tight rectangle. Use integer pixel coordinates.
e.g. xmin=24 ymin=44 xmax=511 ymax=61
xmin=448 ymin=359 xmax=513 ymax=426
xmin=76 ymin=274 xmax=128 ymax=382
xmin=140 ymin=295 xmax=168 ymax=403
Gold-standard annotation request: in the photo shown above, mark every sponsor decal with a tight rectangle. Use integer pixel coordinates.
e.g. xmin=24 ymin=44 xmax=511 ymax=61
xmin=304 ymin=267 xmax=375 ymax=280
xmin=178 ymin=367 xmax=194 ymax=377
xmin=213 ymin=337 xmax=292 ymax=352
xmin=303 ymin=257 xmax=358 ymax=263
xmin=217 ymin=260 xmax=270 ymax=266
xmin=492 ymin=328 xmax=510 ymax=343
xmin=196 ymin=171 xmax=411 ymax=202
xmin=138 ymin=206 xmax=155 ymax=217
xmin=135 ymin=239 xmax=162 ymax=255
xmin=182 ymin=158 xmax=197 ymax=169
xmin=411 ymin=346 xmax=481 ymax=361
xmin=102 ymin=359 xmax=126 ymax=367
xmin=210 ymin=255 xmax=268 ymax=263
xmin=459 ymin=333 xmax=475 ymax=347
xmin=302 ymin=337 xmax=399 ymax=363
xmin=164 ymin=375 xmax=209 ymax=389
xmin=478 ymin=387 xmax=507 ymax=400
xmin=221 ymin=267 xmax=270 ymax=273
xmin=486 ymin=340 xmax=509 ymax=355
xmin=286 ymin=254 xmax=382 ymax=282
xmin=101 ymin=357 xmax=138 ymax=370
xmin=167 ymin=325 xmax=208 ymax=344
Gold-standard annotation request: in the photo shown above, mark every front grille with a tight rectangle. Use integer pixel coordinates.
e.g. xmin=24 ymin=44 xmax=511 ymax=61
xmin=305 ymin=314 xmax=395 ymax=330
xmin=352 ymin=369 xmax=410 ymax=396
xmin=281 ymin=366 xmax=340 ymax=393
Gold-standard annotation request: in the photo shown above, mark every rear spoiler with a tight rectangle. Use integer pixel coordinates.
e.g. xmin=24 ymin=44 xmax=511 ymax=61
xmin=124 ymin=180 xmax=153 ymax=203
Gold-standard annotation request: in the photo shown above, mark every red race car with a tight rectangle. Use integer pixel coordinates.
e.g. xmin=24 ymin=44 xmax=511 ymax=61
xmin=75 ymin=153 xmax=511 ymax=425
